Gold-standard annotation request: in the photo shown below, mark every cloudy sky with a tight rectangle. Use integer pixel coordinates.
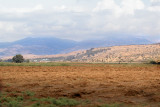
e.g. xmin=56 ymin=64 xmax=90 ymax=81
xmin=0 ymin=0 xmax=160 ymax=42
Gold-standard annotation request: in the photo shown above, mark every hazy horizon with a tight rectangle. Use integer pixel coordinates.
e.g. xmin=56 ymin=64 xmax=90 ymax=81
xmin=0 ymin=0 xmax=160 ymax=42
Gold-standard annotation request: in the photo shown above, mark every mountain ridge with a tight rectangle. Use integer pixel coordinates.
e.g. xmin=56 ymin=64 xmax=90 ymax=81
xmin=0 ymin=36 xmax=152 ymax=58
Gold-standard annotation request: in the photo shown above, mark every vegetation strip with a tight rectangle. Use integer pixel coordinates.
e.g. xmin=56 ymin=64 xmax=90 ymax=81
xmin=0 ymin=91 xmax=126 ymax=107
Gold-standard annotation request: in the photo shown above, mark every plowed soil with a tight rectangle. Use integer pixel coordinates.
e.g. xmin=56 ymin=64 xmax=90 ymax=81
xmin=0 ymin=64 xmax=160 ymax=106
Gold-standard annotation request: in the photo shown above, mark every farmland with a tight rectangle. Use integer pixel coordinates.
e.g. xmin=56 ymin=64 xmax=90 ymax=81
xmin=0 ymin=63 xmax=160 ymax=107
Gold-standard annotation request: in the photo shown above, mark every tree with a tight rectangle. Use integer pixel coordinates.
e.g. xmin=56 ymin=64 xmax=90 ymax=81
xmin=12 ymin=54 xmax=24 ymax=63
xmin=5 ymin=59 xmax=13 ymax=62
xmin=24 ymin=59 xmax=30 ymax=63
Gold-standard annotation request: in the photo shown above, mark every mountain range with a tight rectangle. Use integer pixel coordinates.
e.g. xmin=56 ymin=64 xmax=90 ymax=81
xmin=0 ymin=36 xmax=152 ymax=58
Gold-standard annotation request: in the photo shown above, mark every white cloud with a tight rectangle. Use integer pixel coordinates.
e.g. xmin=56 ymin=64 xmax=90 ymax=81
xmin=150 ymin=0 xmax=160 ymax=4
xmin=0 ymin=22 xmax=32 ymax=42
xmin=52 ymin=5 xmax=86 ymax=13
xmin=94 ymin=0 xmax=118 ymax=11
xmin=94 ymin=0 xmax=145 ymax=16
xmin=121 ymin=0 xmax=145 ymax=15
xmin=0 ymin=0 xmax=159 ymax=42
xmin=0 ymin=4 xmax=44 ymax=13
xmin=93 ymin=0 xmax=122 ymax=17
xmin=148 ymin=0 xmax=160 ymax=11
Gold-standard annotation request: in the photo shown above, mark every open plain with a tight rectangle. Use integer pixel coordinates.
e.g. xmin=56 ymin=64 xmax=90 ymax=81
xmin=0 ymin=63 xmax=160 ymax=106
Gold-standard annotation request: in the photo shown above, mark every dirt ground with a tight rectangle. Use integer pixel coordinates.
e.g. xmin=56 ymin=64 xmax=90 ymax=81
xmin=0 ymin=64 xmax=160 ymax=106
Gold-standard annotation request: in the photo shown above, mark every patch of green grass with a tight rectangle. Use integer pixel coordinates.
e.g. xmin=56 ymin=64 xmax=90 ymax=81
xmin=0 ymin=91 xmax=81 ymax=107
xmin=0 ymin=96 xmax=23 ymax=107
xmin=30 ymin=97 xmax=39 ymax=102
xmin=50 ymin=97 xmax=80 ymax=106
xmin=5 ymin=83 xmax=11 ymax=87
xmin=0 ymin=62 xmax=155 ymax=67
xmin=0 ymin=62 xmax=71 ymax=66
xmin=0 ymin=62 xmax=156 ymax=67
xmin=17 ymin=96 xmax=24 ymax=101
xmin=24 ymin=91 xmax=35 ymax=97
xmin=3 ymin=100 xmax=22 ymax=107
xmin=31 ymin=101 xmax=41 ymax=107
xmin=0 ymin=90 xmax=158 ymax=107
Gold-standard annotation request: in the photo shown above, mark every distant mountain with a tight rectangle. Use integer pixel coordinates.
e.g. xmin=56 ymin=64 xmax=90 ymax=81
xmin=0 ymin=36 xmax=152 ymax=57
xmin=0 ymin=37 xmax=77 ymax=57
xmin=77 ymin=36 xmax=151 ymax=49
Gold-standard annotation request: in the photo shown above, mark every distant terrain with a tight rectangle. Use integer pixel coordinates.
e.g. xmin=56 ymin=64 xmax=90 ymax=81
xmin=0 ymin=36 xmax=151 ymax=57
xmin=3 ymin=44 xmax=158 ymax=63
xmin=29 ymin=44 xmax=160 ymax=63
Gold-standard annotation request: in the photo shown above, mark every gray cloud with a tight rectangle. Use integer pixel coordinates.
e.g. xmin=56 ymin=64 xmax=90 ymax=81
xmin=0 ymin=0 xmax=159 ymax=42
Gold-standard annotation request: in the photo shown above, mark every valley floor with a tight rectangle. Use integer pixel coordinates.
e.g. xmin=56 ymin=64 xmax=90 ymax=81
xmin=0 ymin=63 xmax=160 ymax=107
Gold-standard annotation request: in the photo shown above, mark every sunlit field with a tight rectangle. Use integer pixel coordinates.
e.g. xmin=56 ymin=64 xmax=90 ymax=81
xmin=0 ymin=63 xmax=160 ymax=107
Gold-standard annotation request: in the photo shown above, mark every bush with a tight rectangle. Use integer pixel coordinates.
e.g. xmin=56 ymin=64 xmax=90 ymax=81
xmin=25 ymin=59 xmax=30 ymax=63
xmin=149 ymin=60 xmax=160 ymax=65
xmin=12 ymin=54 xmax=24 ymax=63
xmin=149 ymin=60 xmax=157 ymax=64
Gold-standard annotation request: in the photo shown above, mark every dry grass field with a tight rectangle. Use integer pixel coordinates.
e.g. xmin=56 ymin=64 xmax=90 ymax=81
xmin=0 ymin=63 xmax=160 ymax=106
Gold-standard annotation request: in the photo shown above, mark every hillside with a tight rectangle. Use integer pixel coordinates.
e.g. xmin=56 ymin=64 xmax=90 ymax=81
xmin=0 ymin=36 xmax=151 ymax=57
xmin=26 ymin=44 xmax=160 ymax=63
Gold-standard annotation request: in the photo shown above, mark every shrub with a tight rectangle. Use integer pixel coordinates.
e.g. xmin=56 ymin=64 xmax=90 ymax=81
xmin=149 ymin=60 xmax=157 ymax=64
xmin=149 ymin=60 xmax=160 ymax=65
xmin=24 ymin=59 xmax=30 ymax=63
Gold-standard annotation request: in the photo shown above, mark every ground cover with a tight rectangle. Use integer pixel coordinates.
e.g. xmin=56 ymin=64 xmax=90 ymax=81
xmin=0 ymin=63 xmax=160 ymax=106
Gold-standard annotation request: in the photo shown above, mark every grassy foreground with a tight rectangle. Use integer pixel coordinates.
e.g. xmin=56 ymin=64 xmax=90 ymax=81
xmin=0 ymin=62 xmax=71 ymax=66
xmin=0 ymin=62 xmax=157 ymax=67
xmin=0 ymin=62 xmax=159 ymax=107
xmin=0 ymin=91 xmax=125 ymax=107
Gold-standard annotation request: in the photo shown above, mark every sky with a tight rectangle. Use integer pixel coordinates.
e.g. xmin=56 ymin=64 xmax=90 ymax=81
xmin=0 ymin=0 xmax=160 ymax=42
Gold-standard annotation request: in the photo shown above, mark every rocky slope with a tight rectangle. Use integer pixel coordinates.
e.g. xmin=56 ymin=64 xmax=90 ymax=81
xmin=27 ymin=44 xmax=160 ymax=63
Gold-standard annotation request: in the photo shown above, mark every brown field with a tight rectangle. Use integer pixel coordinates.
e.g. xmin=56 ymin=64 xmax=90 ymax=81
xmin=0 ymin=64 xmax=160 ymax=106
